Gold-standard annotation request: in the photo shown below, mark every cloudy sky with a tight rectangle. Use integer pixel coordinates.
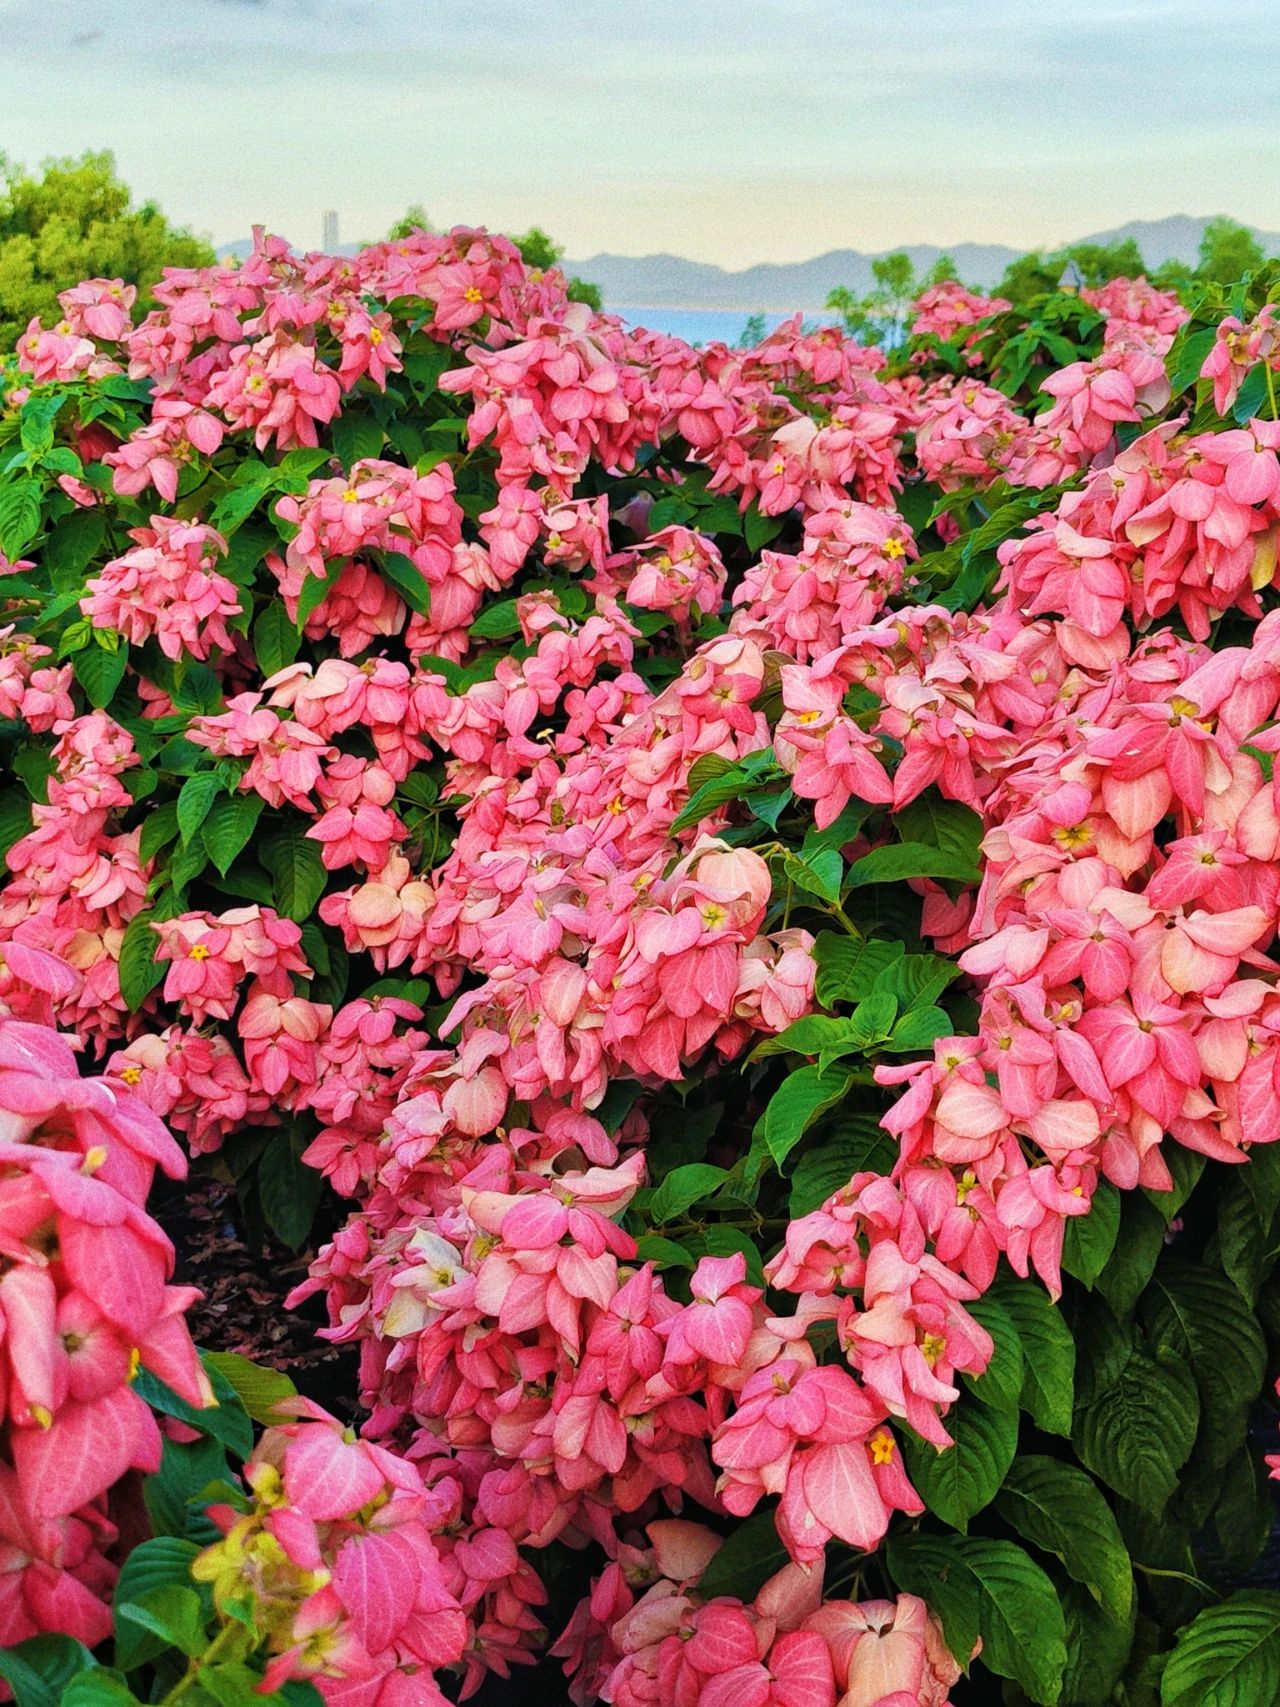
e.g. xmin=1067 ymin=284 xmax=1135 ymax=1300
xmin=2 ymin=0 xmax=1277 ymax=267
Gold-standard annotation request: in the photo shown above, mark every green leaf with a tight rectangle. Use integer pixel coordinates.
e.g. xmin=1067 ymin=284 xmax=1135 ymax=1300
xmin=212 ymin=480 xmax=272 ymax=533
xmin=989 ymin=1274 xmax=1075 ymax=1436
xmin=691 ymin=1224 xmax=765 ymax=1288
xmin=469 ymin=598 xmax=522 ymax=639
xmin=377 ymin=550 xmax=433 ymax=618
xmin=633 ymin=1233 xmax=696 ymax=1269
xmin=177 ymin=772 xmax=223 ymax=844
xmin=761 ymin=1063 xmax=853 ymax=1168
xmin=1072 ymin=1339 xmax=1198 ymax=1516
xmin=1161 ymin=1591 xmax=1280 ymax=1707
xmin=117 ymin=911 xmax=164 ymax=1012
xmin=58 ymin=615 xmax=92 ymax=656
xmin=647 ymin=1163 xmax=728 ymax=1224
xmin=887 ymin=1532 xmax=1067 ymax=1705
xmin=696 ymin=1506 xmax=791 ymax=1601
xmin=262 ymin=821 xmax=327 ymax=921
xmin=781 ymin=846 xmax=843 ymax=905
xmin=871 ymin=950 xmax=962 ymax=1012
xmin=1096 ymin=1192 xmax=1167 ymax=1315
xmin=73 ymin=643 xmax=127 ymax=708
xmin=132 ymin=1366 xmax=254 ymax=1460
xmin=258 ymin=1129 xmax=324 ymax=1249
xmin=672 ymin=748 xmax=781 ymax=834
xmin=20 ymin=392 xmax=65 ymax=457
xmin=895 ymin=792 xmax=984 ymax=870
xmin=61 ymin=1675 xmax=140 ymax=1706
xmin=155 ymin=734 xmax=211 ymax=775
xmin=201 ymin=1351 xmax=298 ymax=1425
xmin=294 ymin=560 xmax=344 ymax=626
xmin=253 ymin=602 xmax=302 ymax=676
xmin=1062 ymin=1177 xmax=1121 ymax=1286
xmin=0 ymin=477 xmax=42 ymax=558
xmin=841 ymin=987 xmax=898 ymax=1050
xmin=994 ymin=1456 xmax=1133 ymax=1624
xmin=1059 ymin=1579 xmax=1136 ymax=1707
xmin=116 ymin=1585 xmax=206 ymax=1667
xmin=141 ymin=822 xmax=183 ymax=884
xmin=113 ymin=1536 xmax=201 ymax=1620
xmin=12 ymin=742 xmax=53 ymax=802
xmin=1233 ymin=363 xmax=1270 ymax=425
xmin=744 ymin=505 xmax=783 ymax=553
xmin=846 ymin=840 xmax=980 ymax=887
xmin=42 ymin=507 xmax=104 ymax=582
xmin=0 ymin=788 xmax=34 ymax=860
xmin=1144 ymin=1141 xmax=1206 ymax=1222
xmin=901 ymin=1397 xmax=1018 ymax=1531
xmin=813 ymin=933 xmax=904 ymax=1008
xmin=1168 ymin=324 xmax=1217 ymax=395
xmin=788 ymin=1117 xmax=896 ymax=1216
xmin=882 ymin=1004 xmax=952 ymax=1052
xmin=1216 ymin=1144 xmax=1280 ymax=1299
xmin=202 ymin=793 xmax=265 ymax=876
xmin=0 ymin=1636 xmax=96 ymax=1707
xmin=331 ymin=411 xmax=383 ymax=470
xmin=1143 ymin=1263 xmax=1266 ymax=1469
xmin=752 ymin=1012 xmax=859 ymax=1061
xmin=962 ymin=1293 xmax=1024 ymax=1414
xmin=144 ymin=1430 xmax=233 ymax=1541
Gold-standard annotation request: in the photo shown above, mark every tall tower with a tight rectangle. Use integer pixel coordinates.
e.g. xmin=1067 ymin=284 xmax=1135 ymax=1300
xmin=321 ymin=210 xmax=340 ymax=252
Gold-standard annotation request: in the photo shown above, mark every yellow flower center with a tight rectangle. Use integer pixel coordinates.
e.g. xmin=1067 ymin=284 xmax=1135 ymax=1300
xmin=869 ymin=1429 xmax=895 ymax=1465
xmin=189 ymin=944 xmax=211 ymax=961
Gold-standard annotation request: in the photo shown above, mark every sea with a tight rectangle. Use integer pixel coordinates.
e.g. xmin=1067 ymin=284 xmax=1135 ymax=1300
xmin=612 ymin=305 xmax=837 ymax=346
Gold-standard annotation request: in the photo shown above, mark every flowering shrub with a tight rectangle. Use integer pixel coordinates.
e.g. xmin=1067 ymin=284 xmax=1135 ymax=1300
xmin=2 ymin=232 xmax=1280 ymax=1704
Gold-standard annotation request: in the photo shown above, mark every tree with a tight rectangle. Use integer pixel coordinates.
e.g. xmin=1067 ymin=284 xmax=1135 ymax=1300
xmin=0 ymin=150 xmax=212 ymax=350
xmin=510 ymin=225 xmax=602 ymax=311
xmin=387 ymin=203 xmax=431 ymax=241
xmin=996 ymin=237 xmax=1147 ymax=304
xmin=923 ymin=252 xmax=961 ymax=288
xmin=1196 ymin=217 xmax=1267 ymax=285
xmin=828 ymin=250 xmax=922 ymax=343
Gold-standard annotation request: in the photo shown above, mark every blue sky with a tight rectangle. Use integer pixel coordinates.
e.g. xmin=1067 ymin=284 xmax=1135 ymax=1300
xmin=1 ymin=0 xmax=1277 ymax=265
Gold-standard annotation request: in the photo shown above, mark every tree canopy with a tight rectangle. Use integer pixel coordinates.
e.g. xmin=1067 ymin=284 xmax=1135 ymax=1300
xmin=0 ymin=150 xmax=213 ymax=350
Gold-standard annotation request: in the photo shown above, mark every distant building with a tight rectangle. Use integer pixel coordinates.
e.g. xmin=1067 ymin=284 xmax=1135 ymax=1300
xmin=322 ymin=211 xmax=340 ymax=251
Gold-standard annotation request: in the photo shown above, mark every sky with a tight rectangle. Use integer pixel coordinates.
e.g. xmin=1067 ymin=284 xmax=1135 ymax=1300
xmin=1 ymin=0 xmax=1278 ymax=269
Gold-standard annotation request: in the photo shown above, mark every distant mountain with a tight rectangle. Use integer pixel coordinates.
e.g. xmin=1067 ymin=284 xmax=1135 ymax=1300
xmin=212 ymin=215 xmax=1280 ymax=313
xmin=566 ymin=216 xmax=1280 ymax=311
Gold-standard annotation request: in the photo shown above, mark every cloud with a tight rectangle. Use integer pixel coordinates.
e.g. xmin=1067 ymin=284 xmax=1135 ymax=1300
xmin=0 ymin=0 xmax=1277 ymax=262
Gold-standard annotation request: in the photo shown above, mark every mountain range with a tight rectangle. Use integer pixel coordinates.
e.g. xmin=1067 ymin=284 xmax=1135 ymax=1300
xmin=565 ymin=217 xmax=1280 ymax=310
xmin=216 ymin=216 xmax=1280 ymax=314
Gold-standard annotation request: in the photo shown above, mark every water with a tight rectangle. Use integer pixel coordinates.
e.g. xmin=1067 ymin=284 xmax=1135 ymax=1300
xmin=611 ymin=304 xmax=837 ymax=346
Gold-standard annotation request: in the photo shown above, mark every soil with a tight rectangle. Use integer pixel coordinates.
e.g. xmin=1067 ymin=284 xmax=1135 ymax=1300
xmin=150 ymin=1168 xmax=361 ymax=1424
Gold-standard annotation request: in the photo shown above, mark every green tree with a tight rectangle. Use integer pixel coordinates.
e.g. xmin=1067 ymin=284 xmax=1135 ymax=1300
xmin=1196 ymin=217 xmax=1267 ymax=285
xmin=387 ymin=203 xmax=431 ymax=241
xmin=510 ymin=225 xmax=602 ymax=311
xmin=923 ymin=252 xmax=961 ymax=288
xmin=0 ymin=149 xmax=212 ymax=349
xmin=827 ymin=249 xmax=920 ymax=343
xmin=996 ymin=237 xmax=1147 ymax=304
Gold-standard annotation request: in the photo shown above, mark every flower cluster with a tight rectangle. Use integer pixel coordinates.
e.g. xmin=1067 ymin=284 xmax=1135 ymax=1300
xmin=0 ymin=1016 xmax=207 ymax=1650
xmin=4 ymin=224 xmax=1280 ymax=1705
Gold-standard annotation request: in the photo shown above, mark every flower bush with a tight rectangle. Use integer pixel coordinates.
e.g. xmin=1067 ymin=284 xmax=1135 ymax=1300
xmin=1 ymin=233 xmax=1280 ymax=1705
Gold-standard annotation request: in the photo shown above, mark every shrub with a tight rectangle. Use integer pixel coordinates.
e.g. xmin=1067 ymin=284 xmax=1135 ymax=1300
xmin=1 ymin=231 xmax=1280 ymax=1705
